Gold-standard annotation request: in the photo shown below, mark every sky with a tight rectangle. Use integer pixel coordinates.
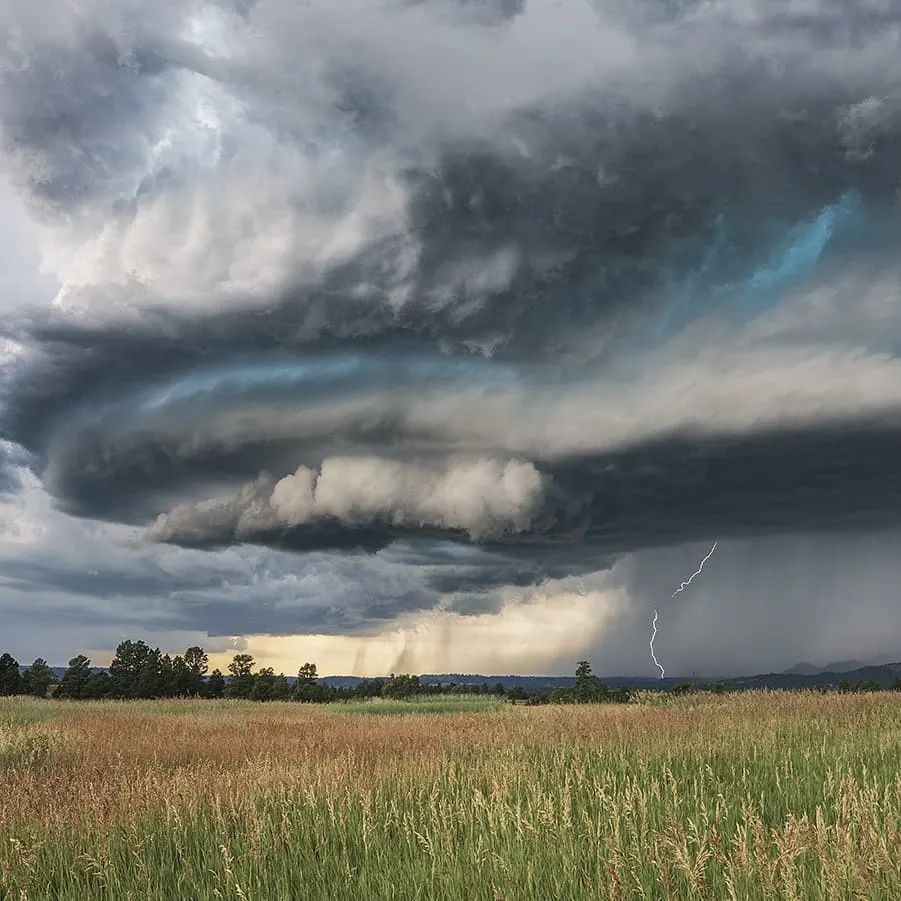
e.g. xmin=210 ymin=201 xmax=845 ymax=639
xmin=2 ymin=0 xmax=901 ymax=677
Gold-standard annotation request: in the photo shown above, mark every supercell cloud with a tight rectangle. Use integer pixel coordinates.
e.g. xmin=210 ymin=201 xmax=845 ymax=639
xmin=3 ymin=0 xmax=901 ymax=672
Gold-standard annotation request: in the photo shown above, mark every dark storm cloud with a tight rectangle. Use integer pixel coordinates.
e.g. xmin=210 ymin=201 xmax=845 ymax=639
xmin=172 ymin=590 xmax=427 ymax=636
xmin=130 ymin=419 xmax=901 ymax=563
xmin=3 ymin=0 xmax=901 ymax=645
xmin=556 ymin=423 xmax=901 ymax=549
xmin=0 ymin=551 xmax=437 ymax=643
xmin=0 ymin=479 xmax=465 ymax=637
xmin=583 ymin=530 xmax=901 ymax=678
xmin=0 ymin=558 xmax=185 ymax=600
xmin=0 ymin=3 xmax=190 ymax=214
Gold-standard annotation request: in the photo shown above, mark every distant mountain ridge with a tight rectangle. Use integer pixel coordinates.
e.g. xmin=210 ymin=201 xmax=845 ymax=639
xmin=782 ymin=662 xmax=822 ymax=676
xmin=323 ymin=662 xmax=901 ymax=692
xmin=782 ymin=653 xmax=899 ymax=676
xmin=39 ymin=661 xmax=901 ymax=692
xmin=720 ymin=662 xmax=901 ymax=691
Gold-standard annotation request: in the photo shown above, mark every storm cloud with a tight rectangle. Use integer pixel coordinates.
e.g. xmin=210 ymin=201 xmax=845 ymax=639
xmin=2 ymin=0 xmax=901 ymax=671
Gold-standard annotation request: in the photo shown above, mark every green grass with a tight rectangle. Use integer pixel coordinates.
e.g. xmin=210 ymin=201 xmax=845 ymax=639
xmin=0 ymin=695 xmax=63 ymax=728
xmin=0 ymin=693 xmax=505 ymax=721
xmin=1 ymin=692 xmax=901 ymax=899
xmin=334 ymin=694 xmax=507 ymax=715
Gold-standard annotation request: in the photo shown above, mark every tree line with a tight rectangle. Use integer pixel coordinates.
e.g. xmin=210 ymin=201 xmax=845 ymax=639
xmin=0 ymin=642 xmax=636 ymax=704
xmin=0 ymin=641 xmax=504 ymax=702
xmin=6 ymin=644 xmax=897 ymax=703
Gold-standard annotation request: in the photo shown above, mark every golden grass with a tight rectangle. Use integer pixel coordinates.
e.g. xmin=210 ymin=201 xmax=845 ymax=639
xmin=1 ymin=692 xmax=901 ymax=899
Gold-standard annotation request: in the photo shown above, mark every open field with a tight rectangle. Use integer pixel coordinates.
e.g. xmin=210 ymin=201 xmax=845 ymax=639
xmin=1 ymin=692 xmax=901 ymax=900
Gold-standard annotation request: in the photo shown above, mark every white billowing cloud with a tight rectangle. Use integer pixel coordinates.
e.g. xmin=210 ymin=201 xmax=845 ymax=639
xmin=0 ymin=177 xmax=59 ymax=311
xmin=10 ymin=0 xmax=899 ymax=323
xmin=145 ymin=473 xmax=279 ymax=545
xmin=429 ymin=345 xmax=901 ymax=457
xmin=269 ymin=467 xmax=317 ymax=526
xmin=0 ymin=0 xmax=621 ymax=320
xmin=308 ymin=456 xmax=544 ymax=536
xmin=43 ymin=74 xmax=411 ymax=314
xmin=151 ymin=455 xmax=547 ymax=542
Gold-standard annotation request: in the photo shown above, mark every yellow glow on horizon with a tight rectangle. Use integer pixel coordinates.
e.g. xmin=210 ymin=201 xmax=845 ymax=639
xmin=205 ymin=582 xmax=627 ymax=677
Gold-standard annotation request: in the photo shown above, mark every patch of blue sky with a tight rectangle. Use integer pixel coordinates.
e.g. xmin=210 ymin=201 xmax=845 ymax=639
xmin=139 ymin=357 xmax=363 ymax=411
xmin=138 ymin=352 xmax=520 ymax=413
xmin=742 ymin=192 xmax=859 ymax=310
xmin=651 ymin=192 xmax=860 ymax=342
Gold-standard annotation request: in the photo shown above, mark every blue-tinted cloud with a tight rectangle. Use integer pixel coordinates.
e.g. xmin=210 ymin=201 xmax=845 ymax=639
xmin=743 ymin=194 xmax=860 ymax=309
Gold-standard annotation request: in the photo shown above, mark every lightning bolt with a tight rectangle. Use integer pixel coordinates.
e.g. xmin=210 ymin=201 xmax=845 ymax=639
xmin=649 ymin=541 xmax=719 ymax=679
xmin=649 ymin=608 xmax=665 ymax=678
xmin=671 ymin=541 xmax=718 ymax=597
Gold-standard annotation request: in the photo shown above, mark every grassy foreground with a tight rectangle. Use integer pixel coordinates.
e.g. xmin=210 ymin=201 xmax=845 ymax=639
xmin=1 ymin=692 xmax=901 ymax=899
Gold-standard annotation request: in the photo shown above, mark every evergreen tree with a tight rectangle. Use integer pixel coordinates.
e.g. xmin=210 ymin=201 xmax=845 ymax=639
xmin=383 ymin=674 xmax=420 ymax=699
xmin=225 ymin=654 xmax=255 ymax=698
xmin=135 ymin=648 xmax=167 ymax=698
xmin=0 ymin=653 xmax=23 ymax=696
xmin=206 ymin=669 xmax=226 ymax=698
xmin=297 ymin=662 xmax=318 ymax=683
xmin=58 ymin=655 xmax=92 ymax=699
xmin=170 ymin=655 xmax=193 ymax=696
xmin=295 ymin=662 xmax=330 ymax=702
xmin=272 ymin=673 xmax=292 ymax=700
xmin=355 ymin=678 xmax=385 ymax=699
xmin=573 ymin=661 xmax=608 ymax=703
xmin=85 ymin=671 xmax=114 ymax=699
xmin=250 ymin=667 xmax=292 ymax=701
xmin=183 ymin=646 xmax=209 ymax=696
xmin=110 ymin=640 xmax=152 ymax=697
xmin=251 ymin=666 xmax=277 ymax=700
xmin=22 ymin=658 xmax=53 ymax=698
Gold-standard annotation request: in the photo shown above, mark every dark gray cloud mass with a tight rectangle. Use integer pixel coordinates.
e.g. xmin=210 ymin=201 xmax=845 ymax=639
xmin=2 ymin=0 xmax=901 ymax=669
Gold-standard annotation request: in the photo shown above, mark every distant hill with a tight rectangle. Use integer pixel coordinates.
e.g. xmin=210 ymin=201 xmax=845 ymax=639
xmin=325 ymin=664 xmax=901 ymax=692
xmin=722 ymin=661 xmax=901 ymax=690
xmin=322 ymin=674 xmax=580 ymax=691
xmin=821 ymin=659 xmax=868 ymax=673
xmin=782 ymin=654 xmax=900 ymax=677
xmin=783 ymin=662 xmax=821 ymax=676
xmin=37 ymin=662 xmax=901 ymax=693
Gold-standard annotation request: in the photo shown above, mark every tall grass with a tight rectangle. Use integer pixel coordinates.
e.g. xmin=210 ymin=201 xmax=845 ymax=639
xmin=1 ymin=692 xmax=900 ymax=899
xmin=336 ymin=694 xmax=506 ymax=715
